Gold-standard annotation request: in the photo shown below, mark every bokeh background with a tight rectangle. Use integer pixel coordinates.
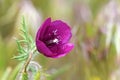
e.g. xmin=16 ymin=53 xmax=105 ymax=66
xmin=1 ymin=0 xmax=120 ymax=80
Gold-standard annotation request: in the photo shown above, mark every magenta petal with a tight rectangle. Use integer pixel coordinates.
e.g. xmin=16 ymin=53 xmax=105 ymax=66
xmin=61 ymin=43 xmax=74 ymax=53
xmin=36 ymin=18 xmax=51 ymax=40
xmin=36 ymin=18 xmax=74 ymax=58
xmin=36 ymin=40 xmax=53 ymax=57
xmin=44 ymin=20 xmax=72 ymax=44
xmin=49 ymin=43 xmax=74 ymax=58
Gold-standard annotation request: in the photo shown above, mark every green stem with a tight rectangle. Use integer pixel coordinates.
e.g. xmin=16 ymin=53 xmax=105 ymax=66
xmin=22 ymin=48 xmax=37 ymax=73
xmin=23 ymin=52 xmax=32 ymax=73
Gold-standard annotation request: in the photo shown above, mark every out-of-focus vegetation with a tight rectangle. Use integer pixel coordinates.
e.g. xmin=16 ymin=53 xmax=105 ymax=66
xmin=0 ymin=0 xmax=120 ymax=80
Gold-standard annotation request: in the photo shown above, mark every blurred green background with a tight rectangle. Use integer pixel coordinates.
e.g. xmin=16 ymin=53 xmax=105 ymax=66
xmin=1 ymin=0 xmax=120 ymax=80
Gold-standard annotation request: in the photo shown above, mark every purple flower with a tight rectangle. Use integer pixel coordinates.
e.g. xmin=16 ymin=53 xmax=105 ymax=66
xmin=36 ymin=18 xmax=74 ymax=58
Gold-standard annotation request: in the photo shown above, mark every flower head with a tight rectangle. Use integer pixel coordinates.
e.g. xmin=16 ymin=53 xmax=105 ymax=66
xmin=36 ymin=18 xmax=74 ymax=58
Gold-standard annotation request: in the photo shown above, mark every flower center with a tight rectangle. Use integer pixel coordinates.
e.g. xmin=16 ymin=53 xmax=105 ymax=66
xmin=53 ymin=38 xmax=59 ymax=43
xmin=44 ymin=29 xmax=61 ymax=46
xmin=45 ymin=38 xmax=59 ymax=46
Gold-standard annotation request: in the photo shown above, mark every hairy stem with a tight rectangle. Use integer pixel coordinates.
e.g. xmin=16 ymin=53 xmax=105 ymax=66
xmin=22 ymin=48 xmax=36 ymax=73
xmin=23 ymin=52 xmax=32 ymax=73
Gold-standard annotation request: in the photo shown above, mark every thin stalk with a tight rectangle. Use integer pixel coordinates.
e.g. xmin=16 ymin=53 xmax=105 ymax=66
xmin=22 ymin=48 xmax=37 ymax=73
xmin=23 ymin=52 xmax=32 ymax=73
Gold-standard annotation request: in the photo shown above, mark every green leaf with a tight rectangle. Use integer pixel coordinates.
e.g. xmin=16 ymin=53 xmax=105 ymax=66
xmin=22 ymin=72 xmax=28 ymax=80
xmin=14 ymin=17 xmax=35 ymax=61
xmin=28 ymin=35 xmax=34 ymax=43
xmin=12 ymin=54 xmax=28 ymax=61
xmin=16 ymin=40 xmax=27 ymax=54
xmin=19 ymin=33 xmax=27 ymax=41
xmin=13 ymin=17 xmax=37 ymax=80
xmin=22 ymin=17 xmax=29 ymax=41
xmin=18 ymin=40 xmax=28 ymax=43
